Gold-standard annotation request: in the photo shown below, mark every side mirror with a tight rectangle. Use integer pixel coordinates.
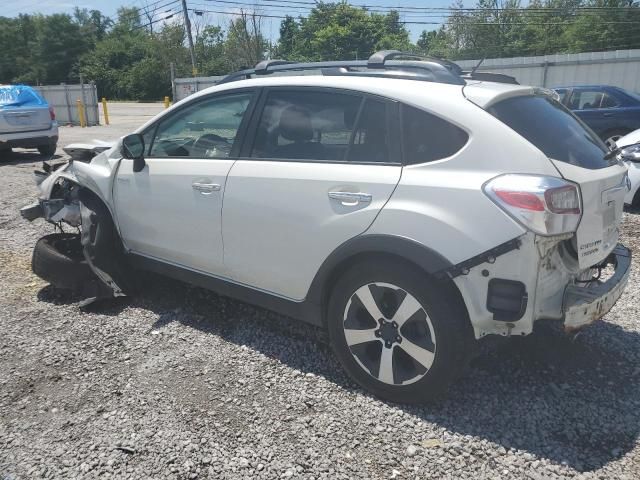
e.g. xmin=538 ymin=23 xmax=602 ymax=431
xmin=620 ymin=142 xmax=640 ymax=163
xmin=121 ymin=134 xmax=146 ymax=172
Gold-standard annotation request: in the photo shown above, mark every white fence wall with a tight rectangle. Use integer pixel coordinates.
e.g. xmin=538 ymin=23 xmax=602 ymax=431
xmin=173 ymin=49 xmax=640 ymax=100
xmin=173 ymin=76 xmax=224 ymax=102
xmin=456 ymin=49 xmax=640 ymax=92
xmin=34 ymin=84 xmax=100 ymax=126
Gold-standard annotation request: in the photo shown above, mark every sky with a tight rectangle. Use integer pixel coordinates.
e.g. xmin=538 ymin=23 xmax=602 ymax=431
xmin=3 ymin=0 xmax=478 ymax=42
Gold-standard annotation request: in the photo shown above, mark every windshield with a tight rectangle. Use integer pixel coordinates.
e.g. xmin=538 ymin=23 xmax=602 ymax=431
xmin=488 ymin=95 xmax=611 ymax=169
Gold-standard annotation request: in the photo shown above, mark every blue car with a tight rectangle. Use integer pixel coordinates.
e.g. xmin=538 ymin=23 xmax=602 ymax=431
xmin=553 ymin=85 xmax=640 ymax=149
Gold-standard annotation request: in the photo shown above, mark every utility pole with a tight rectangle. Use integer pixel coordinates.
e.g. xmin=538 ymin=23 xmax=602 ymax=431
xmin=180 ymin=0 xmax=197 ymax=76
xmin=170 ymin=62 xmax=176 ymax=102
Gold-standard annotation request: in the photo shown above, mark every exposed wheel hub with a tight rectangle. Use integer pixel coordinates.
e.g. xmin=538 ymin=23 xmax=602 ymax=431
xmin=376 ymin=319 xmax=402 ymax=348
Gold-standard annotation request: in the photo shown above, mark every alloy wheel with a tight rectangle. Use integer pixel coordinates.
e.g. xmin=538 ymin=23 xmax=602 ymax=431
xmin=342 ymin=282 xmax=436 ymax=386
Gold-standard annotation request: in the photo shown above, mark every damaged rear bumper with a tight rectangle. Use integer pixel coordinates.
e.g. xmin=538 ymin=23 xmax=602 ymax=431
xmin=563 ymin=244 xmax=631 ymax=332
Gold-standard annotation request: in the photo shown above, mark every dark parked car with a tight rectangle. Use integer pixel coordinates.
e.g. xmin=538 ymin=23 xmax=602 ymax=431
xmin=553 ymin=85 xmax=640 ymax=149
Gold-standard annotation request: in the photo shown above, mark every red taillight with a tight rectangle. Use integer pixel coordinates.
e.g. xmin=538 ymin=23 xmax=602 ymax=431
xmin=483 ymin=174 xmax=582 ymax=236
xmin=494 ymin=190 xmax=545 ymax=211
xmin=49 ymin=106 xmax=55 ymax=121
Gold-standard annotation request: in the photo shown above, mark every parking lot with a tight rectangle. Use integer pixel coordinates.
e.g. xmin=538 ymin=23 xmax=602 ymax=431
xmin=1 ymin=105 xmax=640 ymax=479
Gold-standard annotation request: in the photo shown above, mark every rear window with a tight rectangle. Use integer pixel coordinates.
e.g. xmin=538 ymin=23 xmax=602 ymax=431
xmin=488 ymin=95 xmax=610 ymax=169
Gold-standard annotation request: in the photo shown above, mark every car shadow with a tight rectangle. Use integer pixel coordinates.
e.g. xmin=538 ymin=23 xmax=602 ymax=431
xmin=36 ymin=284 xmax=131 ymax=316
xmin=0 ymin=150 xmax=62 ymax=165
xmin=40 ymin=271 xmax=640 ymax=472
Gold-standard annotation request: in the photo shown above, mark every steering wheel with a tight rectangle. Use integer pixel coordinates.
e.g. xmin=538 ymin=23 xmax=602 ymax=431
xmin=192 ymin=133 xmax=230 ymax=157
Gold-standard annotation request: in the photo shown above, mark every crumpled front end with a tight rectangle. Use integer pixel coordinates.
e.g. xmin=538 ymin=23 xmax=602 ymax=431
xmin=20 ymin=146 xmax=132 ymax=305
xmin=20 ymin=162 xmax=82 ymax=226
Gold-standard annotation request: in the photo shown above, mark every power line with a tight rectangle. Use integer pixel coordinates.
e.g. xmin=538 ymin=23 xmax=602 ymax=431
xmin=189 ymin=6 xmax=640 ymax=26
xmin=254 ymin=0 xmax=640 ymax=11
xmin=196 ymin=0 xmax=640 ymax=20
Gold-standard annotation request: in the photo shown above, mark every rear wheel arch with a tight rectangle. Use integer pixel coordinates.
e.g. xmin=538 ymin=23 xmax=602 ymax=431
xmin=307 ymin=235 xmax=467 ymax=325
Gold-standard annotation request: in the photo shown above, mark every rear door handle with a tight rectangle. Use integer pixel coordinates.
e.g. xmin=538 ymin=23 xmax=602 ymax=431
xmin=328 ymin=191 xmax=372 ymax=206
xmin=192 ymin=182 xmax=221 ymax=194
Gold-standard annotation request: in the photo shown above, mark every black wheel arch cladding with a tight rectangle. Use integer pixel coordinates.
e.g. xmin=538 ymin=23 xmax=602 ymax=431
xmin=306 ymin=234 xmax=453 ymax=311
xmin=77 ymin=187 xmax=134 ymax=299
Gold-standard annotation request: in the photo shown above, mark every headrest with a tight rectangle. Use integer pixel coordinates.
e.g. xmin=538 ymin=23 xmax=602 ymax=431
xmin=279 ymin=105 xmax=313 ymax=142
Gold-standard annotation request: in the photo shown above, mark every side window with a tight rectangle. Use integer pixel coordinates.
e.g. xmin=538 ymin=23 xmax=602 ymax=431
xmin=250 ymin=90 xmax=362 ymax=161
xmin=600 ymin=92 xmax=620 ymax=108
xmin=142 ymin=128 xmax=155 ymax=156
xmin=401 ymin=105 xmax=468 ymax=164
xmin=149 ymin=93 xmax=252 ymax=158
xmin=554 ymin=88 xmax=568 ymax=104
xmin=570 ymin=90 xmax=619 ymax=110
xmin=347 ymin=99 xmax=392 ymax=163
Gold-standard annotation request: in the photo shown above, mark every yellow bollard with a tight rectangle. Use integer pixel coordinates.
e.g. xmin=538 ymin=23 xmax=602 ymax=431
xmin=101 ymin=97 xmax=110 ymax=125
xmin=163 ymin=96 xmax=171 ymax=109
xmin=76 ymin=99 xmax=86 ymax=128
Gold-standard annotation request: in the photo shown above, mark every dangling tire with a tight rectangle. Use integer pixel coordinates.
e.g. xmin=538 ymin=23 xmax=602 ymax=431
xmin=327 ymin=258 xmax=473 ymax=403
xmin=32 ymin=233 xmax=95 ymax=290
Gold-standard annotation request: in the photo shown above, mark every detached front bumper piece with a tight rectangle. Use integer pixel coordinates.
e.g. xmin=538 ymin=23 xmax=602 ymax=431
xmin=563 ymin=244 xmax=631 ymax=332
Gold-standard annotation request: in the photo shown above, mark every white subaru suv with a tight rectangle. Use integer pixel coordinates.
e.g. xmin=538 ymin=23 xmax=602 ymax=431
xmin=21 ymin=52 xmax=632 ymax=403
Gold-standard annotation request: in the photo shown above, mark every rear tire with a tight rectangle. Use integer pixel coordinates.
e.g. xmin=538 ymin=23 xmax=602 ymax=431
xmin=38 ymin=143 xmax=57 ymax=156
xmin=327 ymin=258 xmax=473 ymax=403
xmin=32 ymin=233 xmax=95 ymax=290
xmin=0 ymin=147 xmax=11 ymax=160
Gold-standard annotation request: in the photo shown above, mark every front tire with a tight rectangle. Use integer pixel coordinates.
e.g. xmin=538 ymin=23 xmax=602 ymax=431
xmin=327 ymin=258 xmax=473 ymax=403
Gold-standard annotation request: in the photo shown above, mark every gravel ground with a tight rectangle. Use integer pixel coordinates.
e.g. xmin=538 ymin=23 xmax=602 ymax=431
xmin=1 ymin=124 xmax=640 ymax=479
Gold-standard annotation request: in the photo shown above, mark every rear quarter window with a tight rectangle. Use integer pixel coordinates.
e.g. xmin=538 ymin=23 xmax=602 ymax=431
xmin=401 ymin=105 xmax=468 ymax=164
xmin=487 ymin=95 xmax=611 ymax=170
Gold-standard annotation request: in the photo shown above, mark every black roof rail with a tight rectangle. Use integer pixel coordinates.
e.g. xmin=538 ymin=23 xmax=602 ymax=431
xmin=219 ymin=50 xmax=524 ymax=86
xmin=254 ymin=59 xmax=294 ymax=74
xmin=367 ymin=50 xmax=424 ymax=68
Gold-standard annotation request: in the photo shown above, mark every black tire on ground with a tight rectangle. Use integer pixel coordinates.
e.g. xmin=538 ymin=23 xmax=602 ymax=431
xmin=0 ymin=147 xmax=11 ymax=159
xmin=37 ymin=143 xmax=57 ymax=156
xmin=327 ymin=258 xmax=474 ymax=404
xmin=32 ymin=233 xmax=95 ymax=290
xmin=633 ymin=188 xmax=640 ymax=208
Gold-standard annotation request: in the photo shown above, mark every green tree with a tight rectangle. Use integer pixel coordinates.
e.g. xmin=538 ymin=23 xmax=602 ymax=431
xmin=275 ymin=3 xmax=412 ymax=61
xmin=225 ymin=11 xmax=267 ymax=70
xmin=416 ymin=30 xmax=437 ymax=54
xmin=276 ymin=15 xmax=300 ymax=59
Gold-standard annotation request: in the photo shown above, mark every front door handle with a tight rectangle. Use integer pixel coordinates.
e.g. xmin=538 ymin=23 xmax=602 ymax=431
xmin=328 ymin=191 xmax=372 ymax=206
xmin=192 ymin=182 xmax=221 ymax=194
